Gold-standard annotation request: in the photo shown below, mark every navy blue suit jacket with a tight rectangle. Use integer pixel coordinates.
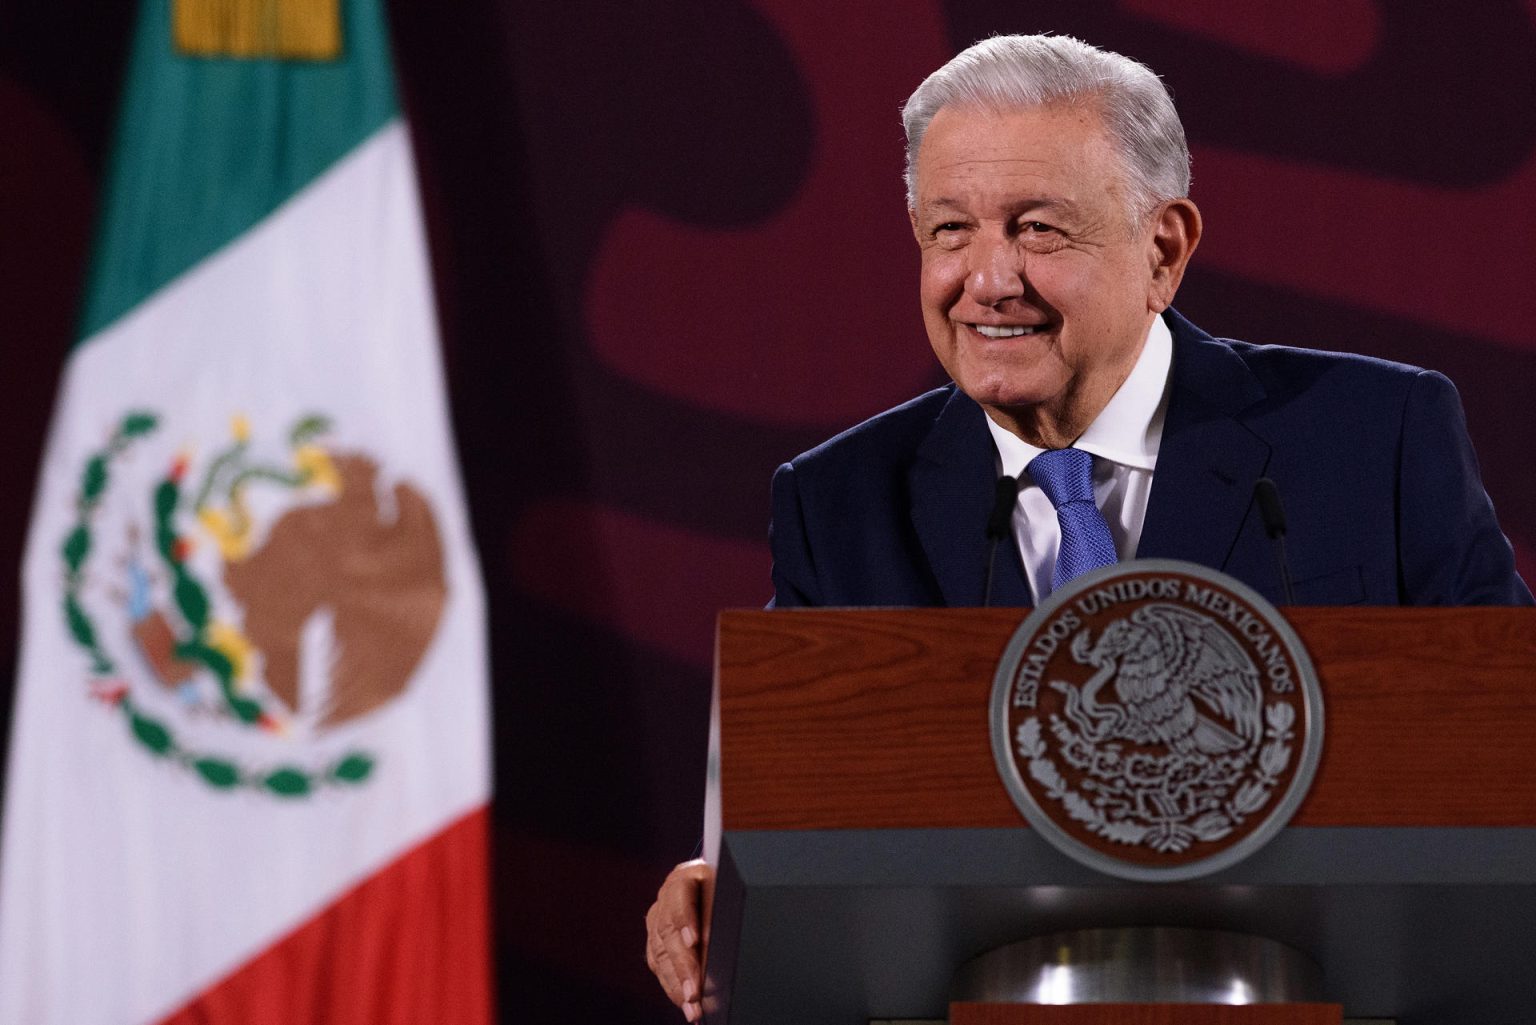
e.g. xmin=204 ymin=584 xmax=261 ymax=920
xmin=770 ymin=310 xmax=1532 ymax=608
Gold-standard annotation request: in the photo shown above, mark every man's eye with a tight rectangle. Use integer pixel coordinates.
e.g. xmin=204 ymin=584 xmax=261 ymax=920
xmin=935 ymin=222 xmax=965 ymax=234
xmin=1023 ymin=221 xmax=1054 ymax=233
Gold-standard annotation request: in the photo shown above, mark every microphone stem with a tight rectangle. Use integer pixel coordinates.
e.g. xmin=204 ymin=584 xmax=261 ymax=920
xmin=983 ymin=535 xmax=1000 ymax=607
xmin=1272 ymin=534 xmax=1295 ymax=605
xmin=984 ymin=474 xmax=1018 ymax=607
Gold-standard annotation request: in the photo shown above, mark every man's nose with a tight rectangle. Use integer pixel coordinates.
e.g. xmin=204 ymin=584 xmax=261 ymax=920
xmin=965 ymin=234 xmax=1026 ymax=307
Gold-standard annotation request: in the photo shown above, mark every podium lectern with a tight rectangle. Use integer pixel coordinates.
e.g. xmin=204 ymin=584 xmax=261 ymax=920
xmin=704 ymin=607 xmax=1536 ymax=1025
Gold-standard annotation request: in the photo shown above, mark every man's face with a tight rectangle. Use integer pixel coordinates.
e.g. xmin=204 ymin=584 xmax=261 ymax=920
xmin=909 ymin=102 xmax=1191 ymax=445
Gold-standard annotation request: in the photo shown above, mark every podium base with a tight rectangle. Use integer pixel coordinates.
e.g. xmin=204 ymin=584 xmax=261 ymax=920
xmin=952 ymin=927 xmax=1326 ymax=1006
xmin=950 ymin=1004 xmax=1343 ymax=1024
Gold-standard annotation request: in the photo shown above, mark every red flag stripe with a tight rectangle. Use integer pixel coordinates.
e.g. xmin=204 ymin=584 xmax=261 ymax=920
xmin=156 ymin=806 xmax=492 ymax=1025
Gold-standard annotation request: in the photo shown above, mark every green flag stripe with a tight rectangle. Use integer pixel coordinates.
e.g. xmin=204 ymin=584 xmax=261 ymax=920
xmin=78 ymin=0 xmax=399 ymax=342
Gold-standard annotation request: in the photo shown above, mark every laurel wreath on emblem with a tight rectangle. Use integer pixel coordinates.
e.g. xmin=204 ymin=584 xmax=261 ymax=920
xmin=60 ymin=410 xmax=375 ymax=798
xmin=1017 ymin=706 xmax=1295 ymax=852
xmin=1014 ymin=604 xmax=1298 ymax=854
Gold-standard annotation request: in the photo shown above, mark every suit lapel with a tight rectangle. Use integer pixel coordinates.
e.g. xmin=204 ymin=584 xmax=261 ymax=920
xmin=909 ymin=389 xmax=1033 ymax=606
xmin=1138 ymin=313 xmax=1271 ymax=569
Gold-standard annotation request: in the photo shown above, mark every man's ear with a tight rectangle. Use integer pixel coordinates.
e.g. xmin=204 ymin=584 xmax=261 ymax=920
xmin=1146 ymin=198 xmax=1202 ymax=313
xmin=908 ymin=204 xmax=921 ymax=242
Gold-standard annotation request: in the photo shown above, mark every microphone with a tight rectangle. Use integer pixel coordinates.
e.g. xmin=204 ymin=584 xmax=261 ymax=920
xmin=1253 ymin=477 xmax=1295 ymax=605
xmin=983 ymin=475 xmax=1018 ymax=607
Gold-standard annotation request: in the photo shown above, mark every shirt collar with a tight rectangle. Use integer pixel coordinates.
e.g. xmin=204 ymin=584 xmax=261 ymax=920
xmin=985 ymin=313 xmax=1172 ymax=476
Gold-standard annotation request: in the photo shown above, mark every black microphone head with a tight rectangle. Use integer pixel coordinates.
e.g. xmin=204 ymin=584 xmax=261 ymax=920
xmin=1254 ymin=477 xmax=1287 ymax=539
xmin=987 ymin=475 xmax=1018 ymax=540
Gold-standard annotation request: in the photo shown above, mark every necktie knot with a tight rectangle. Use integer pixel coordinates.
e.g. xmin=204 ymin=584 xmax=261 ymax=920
xmin=1027 ymin=447 xmax=1097 ymax=508
xmin=1026 ymin=447 xmax=1118 ymax=594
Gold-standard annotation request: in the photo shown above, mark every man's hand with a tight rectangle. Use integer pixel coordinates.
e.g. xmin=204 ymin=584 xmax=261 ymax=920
xmin=645 ymin=859 xmax=716 ymax=1021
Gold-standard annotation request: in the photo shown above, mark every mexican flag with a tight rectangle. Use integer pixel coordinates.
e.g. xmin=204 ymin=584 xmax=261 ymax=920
xmin=0 ymin=1 xmax=492 ymax=1022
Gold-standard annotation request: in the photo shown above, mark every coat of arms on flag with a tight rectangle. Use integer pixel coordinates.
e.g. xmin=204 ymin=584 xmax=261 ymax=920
xmin=62 ymin=409 xmax=450 ymax=797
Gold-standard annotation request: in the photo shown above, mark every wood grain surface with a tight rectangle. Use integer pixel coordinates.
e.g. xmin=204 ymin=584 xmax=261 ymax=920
xmin=715 ymin=607 xmax=1536 ymax=830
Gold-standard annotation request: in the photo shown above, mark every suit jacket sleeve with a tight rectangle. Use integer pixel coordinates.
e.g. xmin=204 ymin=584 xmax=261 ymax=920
xmin=769 ymin=461 xmax=821 ymax=608
xmin=1397 ymin=369 xmax=1533 ymax=605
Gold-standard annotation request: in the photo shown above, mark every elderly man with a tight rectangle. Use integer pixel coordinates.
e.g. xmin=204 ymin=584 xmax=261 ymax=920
xmin=644 ymin=32 xmax=1531 ymax=1020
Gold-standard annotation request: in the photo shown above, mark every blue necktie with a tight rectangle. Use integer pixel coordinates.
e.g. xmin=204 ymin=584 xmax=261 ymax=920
xmin=1027 ymin=448 xmax=1118 ymax=595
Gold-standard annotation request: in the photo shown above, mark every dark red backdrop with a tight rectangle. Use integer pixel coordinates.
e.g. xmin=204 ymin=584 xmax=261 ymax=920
xmin=4 ymin=2 xmax=1535 ymax=1021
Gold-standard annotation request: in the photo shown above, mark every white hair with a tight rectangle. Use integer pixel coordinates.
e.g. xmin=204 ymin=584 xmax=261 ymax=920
xmin=901 ymin=34 xmax=1191 ymax=217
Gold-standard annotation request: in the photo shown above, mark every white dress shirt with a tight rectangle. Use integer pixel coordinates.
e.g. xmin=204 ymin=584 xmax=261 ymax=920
xmin=984 ymin=314 xmax=1173 ymax=601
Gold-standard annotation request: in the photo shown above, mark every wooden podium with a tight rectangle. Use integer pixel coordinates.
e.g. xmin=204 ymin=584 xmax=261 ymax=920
xmin=702 ymin=607 xmax=1536 ymax=1024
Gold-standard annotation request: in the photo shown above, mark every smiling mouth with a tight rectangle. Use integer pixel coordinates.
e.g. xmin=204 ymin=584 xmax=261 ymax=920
xmin=971 ymin=323 xmax=1047 ymax=339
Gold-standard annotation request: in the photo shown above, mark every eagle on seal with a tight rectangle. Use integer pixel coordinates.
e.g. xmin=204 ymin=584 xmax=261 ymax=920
xmin=1055 ymin=603 xmax=1263 ymax=756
